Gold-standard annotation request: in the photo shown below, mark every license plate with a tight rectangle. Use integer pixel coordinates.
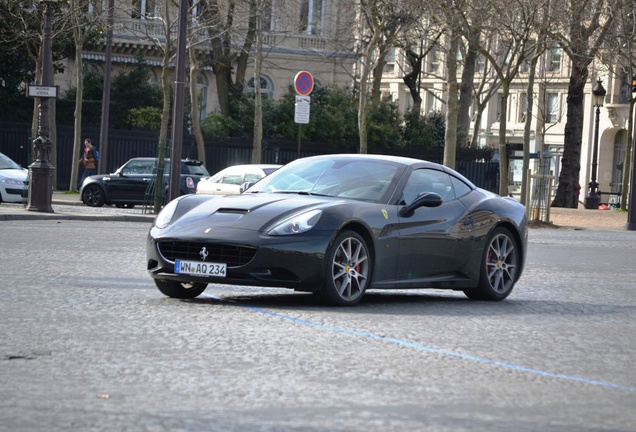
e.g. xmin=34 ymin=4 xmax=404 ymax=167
xmin=175 ymin=260 xmax=227 ymax=277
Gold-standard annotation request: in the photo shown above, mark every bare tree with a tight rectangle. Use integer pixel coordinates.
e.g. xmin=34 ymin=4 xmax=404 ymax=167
xmin=355 ymin=0 xmax=422 ymax=153
xmin=68 ymin=0 xmax=103 ymax=191
xmin=550 ymin=0 xmax=614 ymax=208
xmin=473 ymin=0 xmax=537 ymax=195
xmin=202 ymin=0 xmax=257 ymax=119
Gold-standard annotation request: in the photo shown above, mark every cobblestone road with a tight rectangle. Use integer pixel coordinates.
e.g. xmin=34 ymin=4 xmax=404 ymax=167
xmin=1 ymin=220 xmax=635 ymax=431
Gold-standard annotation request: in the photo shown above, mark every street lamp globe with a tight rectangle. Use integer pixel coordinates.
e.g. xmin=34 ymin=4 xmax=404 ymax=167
xmin=592 ymin=80 xmax=606 ymax=107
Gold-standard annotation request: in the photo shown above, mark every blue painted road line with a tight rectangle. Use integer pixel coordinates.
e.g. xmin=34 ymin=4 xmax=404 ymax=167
xmin=203 ymin=293 xmax=636 ymax=393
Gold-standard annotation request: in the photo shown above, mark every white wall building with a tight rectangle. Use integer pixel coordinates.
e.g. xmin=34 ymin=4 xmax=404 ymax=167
xmin=380 ymin=42 xmax=634 ymax=204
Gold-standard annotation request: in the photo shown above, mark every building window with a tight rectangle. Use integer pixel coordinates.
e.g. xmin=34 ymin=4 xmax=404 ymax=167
xmin=132 ymin=0 xmax=156 ymax=19
xmin=519 ymin=93 xmax=528 ymax=123
xmin=545 ymin=93 xmax=559 ymax=123
xmin=547 ymin=42 xmax=562 ymax=72
xmin=261 ymin=0 xmax=275 ymax=31
xmin=247 ymin=75 xmax=275 ymax=99
xmin=429 ymin=48 xmax=442 ymax=74
xmin=383 ymin=48 xmax=396 ymax=74
xmin=299 ymin=0 xmax=323 ymax=35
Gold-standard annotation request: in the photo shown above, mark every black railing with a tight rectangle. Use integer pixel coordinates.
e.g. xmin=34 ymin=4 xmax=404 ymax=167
xmin=0 ymin=122 xmax=499 ymax=193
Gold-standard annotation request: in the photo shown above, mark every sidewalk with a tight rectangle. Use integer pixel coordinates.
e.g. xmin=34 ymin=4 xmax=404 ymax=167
xmin=0 ymin=192 xmax=156 ymax=222
xmin=0 ymin=191 xmax=632 ymax=229
xmin=546 ymin=204 xmax=629 ymax=230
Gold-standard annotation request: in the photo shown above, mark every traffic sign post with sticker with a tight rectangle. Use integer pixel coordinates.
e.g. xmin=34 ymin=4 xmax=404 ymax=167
xmin=294 ymin=71 xmax=314 ymax=157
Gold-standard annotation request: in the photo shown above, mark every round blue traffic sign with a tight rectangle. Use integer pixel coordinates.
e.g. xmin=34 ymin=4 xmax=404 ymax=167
xmin=294 ymin=71 xmax=314 ymax=96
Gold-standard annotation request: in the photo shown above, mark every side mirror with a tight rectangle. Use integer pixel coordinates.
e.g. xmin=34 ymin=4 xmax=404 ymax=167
xmin=399 ymin=192 xmax=443 ymax=217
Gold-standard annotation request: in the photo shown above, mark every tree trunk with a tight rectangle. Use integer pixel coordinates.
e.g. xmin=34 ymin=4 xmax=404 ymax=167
xmin=443 ymin=31 xmax=459 ymax=169
xmin=188 ymin=45 xmax=206 ymax=165
xmin=520 ymin=50 xmax=539 ymax=206
xmin=456 ymin=39 xmax=478 ymax=148
xmin=498 ymin=82 xmax=511 ymax=196
xmin=402 ymin=49 xmax=422 ymax=115
xmin=371 ymin=47 xmax=387 ymax=104
xmin=153 ymin=5 xmax=173 ymax=214
xmin=251 ymin=4 xmax=263 ymax=164
xmin=551 ymin=60 xmax=588 ymax=208
xmin=206 ymin=0 xmax=232 ymax=117
xmin=69 ymin=28 xmax=83 ymax=191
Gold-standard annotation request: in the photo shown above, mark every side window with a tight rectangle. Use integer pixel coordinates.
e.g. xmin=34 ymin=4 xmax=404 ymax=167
xmin=401 ymin=169 xmax=455 ymax=205
xmin=122 ymin=161 xmax=151 ymax=175
xmin=450 ymin=176 xmax=472 ymax=198
xmin=222 ymin=174 xmax=243 ymax=185
xmin=244 ymin=173 xmax=263 ymax=183
xmin=140 ymin=161 xmax=155 ymax=174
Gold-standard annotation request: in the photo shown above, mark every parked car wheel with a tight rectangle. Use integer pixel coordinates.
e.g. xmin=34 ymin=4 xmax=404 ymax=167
xmin=316 ymin=230 xmax=372 ymax=306
xmin=464 ymin=227 xmax=519 ymax=301
xmin=154 ymin=279 xmax=207 ymax=299
xmin=82 ymin=184 xmax=105 ymax=207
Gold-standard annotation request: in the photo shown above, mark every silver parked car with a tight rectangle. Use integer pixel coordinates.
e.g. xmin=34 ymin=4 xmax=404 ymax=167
xmin=0 ymin=152 xmax=28 ymax=204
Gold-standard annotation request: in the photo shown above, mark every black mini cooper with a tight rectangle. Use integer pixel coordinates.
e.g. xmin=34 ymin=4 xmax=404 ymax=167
xmin=80 ymin=157 xmax=209 ymax=208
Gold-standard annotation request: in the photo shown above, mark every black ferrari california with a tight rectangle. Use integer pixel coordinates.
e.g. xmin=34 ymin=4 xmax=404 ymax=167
xmin=146 ymin=154 xmax=527 ymax=306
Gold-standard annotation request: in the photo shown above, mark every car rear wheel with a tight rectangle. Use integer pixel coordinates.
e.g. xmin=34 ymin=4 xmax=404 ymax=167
xmin=154 ymin=280 xmax=207 ymax=299
xmin=316 ymin=230 xmax=372 ymax=306
xmin=82 ymin=184 xmax=105 ymax=207
xmin=464 ymin=227 xmax=518 ymax=301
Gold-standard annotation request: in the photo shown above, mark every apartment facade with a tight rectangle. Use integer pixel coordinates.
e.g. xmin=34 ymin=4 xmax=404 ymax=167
xmin=380 ymin=42 xmax=634 ymax=202
xmin=55 ymin=0 xmax=356 ymax=118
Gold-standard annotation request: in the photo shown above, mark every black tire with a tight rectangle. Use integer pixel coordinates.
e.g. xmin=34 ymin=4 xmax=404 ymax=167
xmin=315 ymin=230 xmax=372 ymax=306
xmin=464 ymin=227 xmax=519 ymax=301
xmin=82 ymin=184 xmax=106 ymax=207
xmin=154 ymin=279 xmax=207 ymax=299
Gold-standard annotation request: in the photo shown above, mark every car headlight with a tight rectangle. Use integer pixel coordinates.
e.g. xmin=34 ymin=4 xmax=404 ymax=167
xmin=268 ymin=209 xmax=322 ymax=236
xmin=1 ymin=178 xmax=24 ymax=186
xmin=154 ymin=198 xmax=181 ymax=229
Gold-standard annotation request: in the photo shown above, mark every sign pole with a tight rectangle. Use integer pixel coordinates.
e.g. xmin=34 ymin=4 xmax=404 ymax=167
xmin=297 ymin=125 xmax=302 ymax=158
xmin=293 ymin=71 xmax=314 ymax=160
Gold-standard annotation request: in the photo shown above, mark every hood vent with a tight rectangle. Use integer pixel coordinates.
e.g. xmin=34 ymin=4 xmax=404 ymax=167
xmin=216 ymin=208 xmax=249 ymax=215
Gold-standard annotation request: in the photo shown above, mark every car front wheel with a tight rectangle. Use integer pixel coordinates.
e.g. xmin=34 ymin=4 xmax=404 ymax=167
xmin=464 ymin=227 xmax=519 ymax=301
xmin=154 ymin=280 xmax=207 ymax=299
xmin=316 ymin=230 xmax=372 ymax=306
xmin=82 ymin=184 xmax=105 ymax=207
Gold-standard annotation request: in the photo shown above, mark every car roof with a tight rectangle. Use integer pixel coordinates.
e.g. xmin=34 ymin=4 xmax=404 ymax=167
xmin=304 ymin=153 xmax=435 ymax=167
xmin=127 ymin=157 xmax=204 ymax=166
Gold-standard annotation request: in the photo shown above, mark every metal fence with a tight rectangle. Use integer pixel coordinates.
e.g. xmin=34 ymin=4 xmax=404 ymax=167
xmin=0 ymin=122 xmax=499 ymax=193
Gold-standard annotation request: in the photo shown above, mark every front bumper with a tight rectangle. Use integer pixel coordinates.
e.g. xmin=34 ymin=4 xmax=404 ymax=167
xmin=146 ymin=227 xmax=331 ymax=292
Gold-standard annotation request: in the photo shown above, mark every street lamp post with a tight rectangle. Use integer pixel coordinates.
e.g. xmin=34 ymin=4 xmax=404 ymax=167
xmin=26 ymin=0 xmax=55 ymax=213
xmin=584 ymin=79 xmax=607 ymax=210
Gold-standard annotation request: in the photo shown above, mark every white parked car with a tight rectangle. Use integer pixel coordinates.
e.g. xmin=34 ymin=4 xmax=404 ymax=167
xmin=0 ymin=152 xmax=29 ymax=204
xmin=196 ymin=164 xmax=281 ymax=195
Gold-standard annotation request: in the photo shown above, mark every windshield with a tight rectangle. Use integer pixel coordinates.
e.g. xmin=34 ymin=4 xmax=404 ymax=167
xmin=0 ymin=154 xmax=22 ymax=170
xmin=247 ymin=157 xmax=403 ymax=202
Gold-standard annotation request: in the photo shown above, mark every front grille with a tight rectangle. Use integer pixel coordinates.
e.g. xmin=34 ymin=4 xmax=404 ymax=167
xmin=158 ymin=241 xmax=256 ymax=267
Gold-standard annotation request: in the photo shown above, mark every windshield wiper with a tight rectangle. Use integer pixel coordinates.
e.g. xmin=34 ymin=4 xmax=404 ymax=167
xmin=274 ymin=190 xmax=332 ymax=197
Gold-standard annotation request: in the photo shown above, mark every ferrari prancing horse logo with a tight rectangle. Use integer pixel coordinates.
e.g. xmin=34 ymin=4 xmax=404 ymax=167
xmin=382 ymin=209 xmax=388 ymax=220
xmin=199 ymin=247 xmax=209 ymax=261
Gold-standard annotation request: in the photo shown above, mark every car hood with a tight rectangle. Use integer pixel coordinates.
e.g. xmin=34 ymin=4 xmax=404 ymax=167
xmin=0 ymin=168 xmax=28 ymax=181
xmin=163 ymin=193 xmax=346 ymax=235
